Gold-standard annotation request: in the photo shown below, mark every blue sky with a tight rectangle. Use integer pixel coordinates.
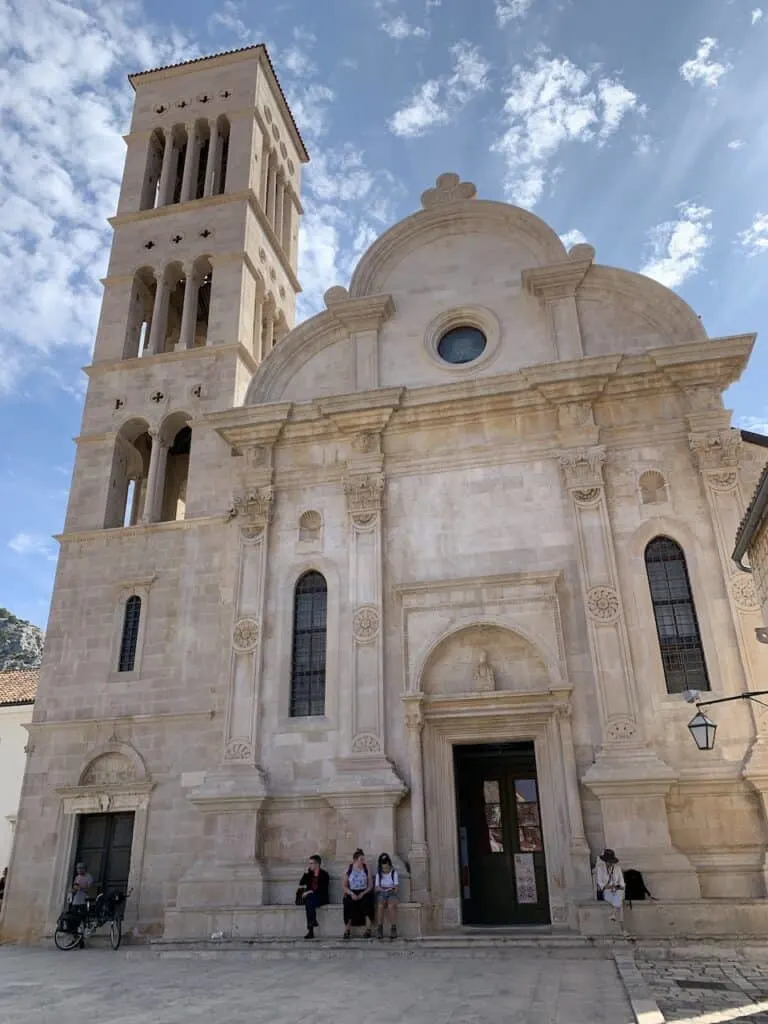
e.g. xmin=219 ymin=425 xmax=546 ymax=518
xmin=0 ymin=0 xmax=767 ymax=628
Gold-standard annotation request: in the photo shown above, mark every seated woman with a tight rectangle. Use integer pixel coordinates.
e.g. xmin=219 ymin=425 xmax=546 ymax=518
xmin=342 ymin=848 xmax=374 ymax=940
xmin=374 ymin=852 xmax=399 ymax=940
xmin=297 ymin=854 xmax=330 ymax=939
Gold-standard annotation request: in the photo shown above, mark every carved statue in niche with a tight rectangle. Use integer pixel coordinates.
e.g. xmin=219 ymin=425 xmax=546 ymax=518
xmin=473 ymin=650 xmax=496 ymax=692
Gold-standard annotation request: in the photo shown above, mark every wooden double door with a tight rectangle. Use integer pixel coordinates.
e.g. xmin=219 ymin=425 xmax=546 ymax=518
xmin=455 ymin=742 xmax=550 ymax=926
xmin=73 ymin=812 xmax=134 ymax=897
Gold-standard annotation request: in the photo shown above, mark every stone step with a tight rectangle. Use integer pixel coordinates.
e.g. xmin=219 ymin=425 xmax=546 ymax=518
xmin=138 ymin=930 xmax=615 ymax=960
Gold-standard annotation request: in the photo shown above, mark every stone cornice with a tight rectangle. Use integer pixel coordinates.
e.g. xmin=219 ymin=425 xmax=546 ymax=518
xmin=205 ymin=402 xmax=292 ymax=451
xmin=84 ymin=342 xmax=258 ymax=378
xmin=26 ymin=709 xmax=215 ymax=732
xmin=55 ymin=516 xmax=224 ymax=544
xmin=649 ymin=334 xmax=755 ymax=390
xmin=394 ymin=569 xmax=562 ymax=598
xmin=522 ymin=256 xmax=593 ymax=300
xmin=323 ymin=291 xmax=395 ymax=332
xmin=316 ymin=387 xmax=404 ymax=436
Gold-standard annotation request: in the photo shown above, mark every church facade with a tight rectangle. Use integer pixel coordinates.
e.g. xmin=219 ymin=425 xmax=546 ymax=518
xmin=3 ymin=45 xmax=768 ymax=943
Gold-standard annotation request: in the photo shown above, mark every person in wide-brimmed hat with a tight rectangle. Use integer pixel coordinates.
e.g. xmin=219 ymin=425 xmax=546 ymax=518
xmin=595 ymin=849 xmax=625 ymax=924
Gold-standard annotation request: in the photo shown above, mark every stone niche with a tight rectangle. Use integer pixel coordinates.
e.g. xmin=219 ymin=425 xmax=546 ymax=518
xmin=422 ymin=625 xmax=550 ymax=696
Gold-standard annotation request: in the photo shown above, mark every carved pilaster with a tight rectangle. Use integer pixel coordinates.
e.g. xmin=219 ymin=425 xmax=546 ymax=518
xmin=402 ymin=694 xmax=429 ymax=900
xmin=559 ymin=446 xmax=642 ymax=747
xmin=689 ymin=428 xmax=768 ymax=772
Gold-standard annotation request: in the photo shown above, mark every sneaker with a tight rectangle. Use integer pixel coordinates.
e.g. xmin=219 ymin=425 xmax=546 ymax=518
xmin=342 ymin=930 xmax=351 ymax=941
xmin=390 ymin=925 xmax=398 ymax=941
xmin=304 ymin=928 xmax=314 ymax=940
xmin=377 ymin=925 xmax=384 ymax=940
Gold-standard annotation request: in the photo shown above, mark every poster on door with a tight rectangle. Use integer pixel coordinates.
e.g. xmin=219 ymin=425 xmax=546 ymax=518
xmin=514 ymin=853 xmax=537 ymax=903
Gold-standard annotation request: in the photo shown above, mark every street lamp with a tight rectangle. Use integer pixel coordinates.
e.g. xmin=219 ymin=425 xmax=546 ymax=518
xmin=687 ymin=710 xmax=717 ymax=751
xmin=684 ymin=689 xmax=768 ymax=750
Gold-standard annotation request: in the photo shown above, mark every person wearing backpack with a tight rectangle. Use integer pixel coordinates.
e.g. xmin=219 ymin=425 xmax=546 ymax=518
xmin=374 ymin=852 xmax=399 ymax=940
xmin=595 ymin=848 xmax=625 ymax=924
xmin=342 ymin=848 xmax=374 ymax=939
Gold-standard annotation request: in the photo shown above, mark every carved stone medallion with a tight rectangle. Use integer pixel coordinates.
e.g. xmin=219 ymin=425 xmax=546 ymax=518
xmin=232 ymin=617 xmax=261 ymax=652
xmin=572 ymin=487 xmax=601 ymax=506
xmin=351 ymin=733 xmax=382 ymax=754
xmin=586 ymin=586 xmax=621 ymax=623
xmin=707 ymin=471 xmax=739 ymax=492
xmin=729 ymin=573 xmax=760 ymax=612
xmin=353 ymin=606 xmax=380 ymax=643
xmin=224 ymin=739 xmax=253 ymax=760
xmin=606 ymin=717 xmax=637 ymax=742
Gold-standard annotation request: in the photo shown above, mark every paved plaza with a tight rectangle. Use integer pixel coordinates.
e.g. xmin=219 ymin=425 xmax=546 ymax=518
xmin=0 ymin=944 xmax=636 ymax=1024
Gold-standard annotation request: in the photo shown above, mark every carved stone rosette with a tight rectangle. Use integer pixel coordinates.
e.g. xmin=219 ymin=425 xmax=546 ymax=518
xmin=729 ymin=573 xmax=760 ymax=612
xmin=586 ymin=586 xmax=621 ymax=623
xmin=352 ymin=605 xmax=380 ymax=644
xmin=232 ymin=617 xmax=261 ymax=652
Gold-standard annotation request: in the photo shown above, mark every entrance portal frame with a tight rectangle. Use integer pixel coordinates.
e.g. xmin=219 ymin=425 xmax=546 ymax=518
xmin=396 ymin=571 xmax=593 ymax=930
xmin=421 ymin=688 xmax=585 ymax=928
xmin=50 ymin=743 xmax=153 ymax=935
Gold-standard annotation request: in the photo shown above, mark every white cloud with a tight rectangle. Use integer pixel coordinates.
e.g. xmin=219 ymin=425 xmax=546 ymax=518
xmin=388 ymin=41 xmax=490 ymax=137
xmin=633 ymin=133 xmax=654 ymax=155
xmin=728 ymin=138 xmax=746 ymax=149
xmin=495 ymin=0 xmax=534 ymax=25
xmin=208 ymin=0 xmax=253 ymax=41
xmin=491 ymin=55 xmax=639 ymax=207
xmin=275 ymin=31 xmax=400 ymax=316
xmin=380 ymin=15 xmax=427 ymax=39
xmin=8 ymin=533 xmax=56 ymax=559
xmin=752 ymin=8 xmax=764 ymax=24
xmin=737 ymin=213 xmax=768 ymax=255
xmin=639 ymin=202 xmax=713 ymax=289
xmin=559 ymin=229 xmax=587 ymax=249
xmin=738 ymin=413 xmax=768 ymax=434
xmin=679 ymin=37 xmax=731 ymax=88
xmin=0 ymin=0 xmax=197 ymax=393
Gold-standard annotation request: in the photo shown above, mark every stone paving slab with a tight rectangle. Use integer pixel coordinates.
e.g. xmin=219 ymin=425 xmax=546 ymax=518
xmin=0 ymin=945 xmax=635 ymax=1024
xmin=635 ymin=955 xmax=768 ymax=1023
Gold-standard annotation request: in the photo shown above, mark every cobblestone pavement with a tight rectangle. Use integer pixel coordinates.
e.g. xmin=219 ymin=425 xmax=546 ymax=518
xmin=634 ymin=954 xmax=768 ymax=1023
xmin=0 ymin=944 xmax=634 ymax=1024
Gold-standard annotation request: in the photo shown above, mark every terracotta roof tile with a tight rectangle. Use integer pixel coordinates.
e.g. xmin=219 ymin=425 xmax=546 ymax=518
xmin=0 ymin=669 xmax=39 ymax=706
xmin=128 ymin=44 xmax=308 ymax=161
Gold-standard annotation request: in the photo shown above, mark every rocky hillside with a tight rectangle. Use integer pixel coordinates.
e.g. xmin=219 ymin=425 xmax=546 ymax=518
xmin=0 ymin=608 xmax=43 ymax=671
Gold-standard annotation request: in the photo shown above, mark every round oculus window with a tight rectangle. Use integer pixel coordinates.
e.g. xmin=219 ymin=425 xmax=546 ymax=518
xmin=436 ymin=325 xmax=487 ymax=365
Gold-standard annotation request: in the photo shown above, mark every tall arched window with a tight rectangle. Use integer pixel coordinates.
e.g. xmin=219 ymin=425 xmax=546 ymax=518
xmin=645 ymin=537 xmax=710 ymax=694
xmin=290 ymin=571 xmax=327 ymax=717
xmin=118 ymin=595 xmax=142 ymax=673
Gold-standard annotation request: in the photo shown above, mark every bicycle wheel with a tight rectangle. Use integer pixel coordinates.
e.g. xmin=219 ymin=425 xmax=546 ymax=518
xmin=54 ymin=926 xmax=80 ymax=951
xmin=109 ymin=917 xmax=122 ymax=950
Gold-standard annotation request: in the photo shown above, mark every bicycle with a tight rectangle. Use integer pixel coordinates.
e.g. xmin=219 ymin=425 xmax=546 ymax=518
xmin=54 ymin=889 xmax=129 ymax=951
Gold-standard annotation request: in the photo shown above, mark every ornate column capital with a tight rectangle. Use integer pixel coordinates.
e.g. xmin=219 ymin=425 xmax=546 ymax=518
xmin=688 ymin=429 xmax=741 ymax=472
xmin=344 ymin=472 xmax=385 ymax=527
xmin=232 ymin=484 xmax=274 ymax=534
xmin=402 ymin=694 xmax=425 ymax=734
xmin=559 ymin=445 xmax=606 ymax=491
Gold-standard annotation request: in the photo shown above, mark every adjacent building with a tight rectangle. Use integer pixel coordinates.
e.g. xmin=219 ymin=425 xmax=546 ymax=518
xmin=0 ymin=670 xmax=37 ymax=873
xmin=2 ymin=45 xmax=768 ymax=943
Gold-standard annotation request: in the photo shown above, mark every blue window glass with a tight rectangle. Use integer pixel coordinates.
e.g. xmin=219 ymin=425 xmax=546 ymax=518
xmin=437 ymin=326 xmax=487 ymax=364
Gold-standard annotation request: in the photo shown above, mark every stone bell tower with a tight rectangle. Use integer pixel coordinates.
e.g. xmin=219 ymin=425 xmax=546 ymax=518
xmin=63 ymin=45 xmax=307 ymax=536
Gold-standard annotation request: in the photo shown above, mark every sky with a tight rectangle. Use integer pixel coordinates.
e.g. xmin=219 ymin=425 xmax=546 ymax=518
xmin=0 ymin=0 xmax=767 ymax=629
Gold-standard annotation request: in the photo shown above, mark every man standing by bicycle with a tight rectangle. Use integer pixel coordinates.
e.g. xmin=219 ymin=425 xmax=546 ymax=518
xmin=71 ymin=863 xmax=93 ymax=906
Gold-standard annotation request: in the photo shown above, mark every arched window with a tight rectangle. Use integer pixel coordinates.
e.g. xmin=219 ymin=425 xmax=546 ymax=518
xmin=645 ymin=537 xmax=710 ymax=694
xmin=290 ymin=571 xmax=327 ymax=717
xmin=118 ymin=596 xmax=142 ymax=672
